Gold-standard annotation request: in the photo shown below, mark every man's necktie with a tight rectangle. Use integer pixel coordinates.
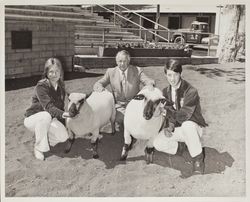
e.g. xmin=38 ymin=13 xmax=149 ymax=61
xmin=121 ymin=71 xmax=127 ymax=97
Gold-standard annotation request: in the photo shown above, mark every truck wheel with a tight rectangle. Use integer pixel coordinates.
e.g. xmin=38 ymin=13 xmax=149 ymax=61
xmin=174 ymin=36 xmax=185 ymax=44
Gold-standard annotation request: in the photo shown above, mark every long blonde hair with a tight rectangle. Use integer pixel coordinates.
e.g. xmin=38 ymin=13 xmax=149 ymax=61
xmin=43 ymin=57 xmax=65 ymax=89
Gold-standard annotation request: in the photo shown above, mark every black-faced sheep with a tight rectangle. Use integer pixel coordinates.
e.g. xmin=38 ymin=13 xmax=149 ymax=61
xmin=120 ymin=87 xmax=170 ymax=164
xmin=65 ymin=91 xmax=116 ymax=158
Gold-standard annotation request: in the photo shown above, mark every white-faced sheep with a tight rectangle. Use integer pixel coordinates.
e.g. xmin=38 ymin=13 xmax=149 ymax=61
xmin=120 ymin=87 xmax=172 ymax=164
xmin=65 ymin=90 xmax=116 ymax=158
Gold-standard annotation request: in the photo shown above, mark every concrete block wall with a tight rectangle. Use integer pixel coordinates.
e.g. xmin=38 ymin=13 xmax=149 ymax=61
xmin=5 ymin=20 xmax=75 ymax=79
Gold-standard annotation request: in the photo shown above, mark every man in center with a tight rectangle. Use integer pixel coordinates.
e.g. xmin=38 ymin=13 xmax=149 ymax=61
xmin=93 ymin=50 xmax=155 ymax=128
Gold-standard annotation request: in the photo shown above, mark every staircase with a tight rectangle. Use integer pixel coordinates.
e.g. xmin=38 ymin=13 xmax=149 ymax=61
xmin=5 ymin=5 xmax=144 ymax=56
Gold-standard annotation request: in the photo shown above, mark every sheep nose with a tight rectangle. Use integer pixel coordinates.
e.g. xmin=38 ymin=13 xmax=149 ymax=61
xmin=143 ymin=110 xmax=153 ymax=120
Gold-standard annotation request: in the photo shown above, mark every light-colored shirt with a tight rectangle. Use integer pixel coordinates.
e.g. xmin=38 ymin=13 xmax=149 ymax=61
xmin=171 ymin=81 xmax=181 ymax=109
xmin=118 ymin=68 xmax=128 ymax=79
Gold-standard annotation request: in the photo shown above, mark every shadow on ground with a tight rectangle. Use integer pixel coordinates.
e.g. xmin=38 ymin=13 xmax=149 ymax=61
xmin=5 ymin=72 xmax=104 ymax=91
xmin=186 ymin=66 xmax=245 ymax=84
xmin=49 ymin=131 xmax=234 ymax=179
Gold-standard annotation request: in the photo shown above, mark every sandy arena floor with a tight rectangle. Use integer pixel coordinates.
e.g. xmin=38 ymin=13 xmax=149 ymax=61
xmin=4 ymin=62 xmax=245 ymax=197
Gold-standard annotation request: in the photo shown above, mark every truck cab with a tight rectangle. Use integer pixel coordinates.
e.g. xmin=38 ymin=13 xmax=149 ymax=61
xmin=171 ymin=21 xmax=211 ymax=44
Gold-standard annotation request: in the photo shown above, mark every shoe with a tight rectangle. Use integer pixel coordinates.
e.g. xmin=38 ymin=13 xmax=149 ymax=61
xmin=192 ymin=152 xmax=205 ymax=174
xmin=34 ymin=148 xmax=45 ymax=161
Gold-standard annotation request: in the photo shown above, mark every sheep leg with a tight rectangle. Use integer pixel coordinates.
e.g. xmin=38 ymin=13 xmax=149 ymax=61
xmin=91 ymin=130 xmax=99 ymax=159
xmin=144 ymin=147 xmax=155 ymax=164
xmin=120 ymin=128 xmax=132 ymax=161
xmin=120 ymin=144 xmax=130 ymax=161
xmin=145 ymin=138 xmax=155 ymax=164
xmin=64 ymin=129 xmax=75 ymax=153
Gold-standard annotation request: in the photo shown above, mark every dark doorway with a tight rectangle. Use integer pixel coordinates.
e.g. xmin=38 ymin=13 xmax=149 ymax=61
xmin=168 ymin=16 xmax=180 ymax=29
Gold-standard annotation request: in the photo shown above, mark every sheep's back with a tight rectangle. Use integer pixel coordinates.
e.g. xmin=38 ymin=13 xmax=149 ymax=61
xmin=87 ymin=91 xmax=115 ymax=127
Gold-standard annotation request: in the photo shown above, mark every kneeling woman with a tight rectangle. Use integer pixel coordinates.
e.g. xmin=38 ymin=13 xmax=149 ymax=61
xmin=24 ymin=58 xmax=70 ymax=160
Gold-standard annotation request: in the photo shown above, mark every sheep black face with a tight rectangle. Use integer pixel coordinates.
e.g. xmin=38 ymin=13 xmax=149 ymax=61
xmin=68 ymin=97 xmax=85 ymax=117
xmin=143 ymin=100 xmax=155 ymax=120
xmin=68 ymin=103 xmax=78 ymax=117
xmin=143 ymin=98 xmax=166 ymax=120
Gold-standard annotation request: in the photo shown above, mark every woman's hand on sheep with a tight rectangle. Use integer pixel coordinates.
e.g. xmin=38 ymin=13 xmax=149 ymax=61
xmin=163 ymin=128 xmax=173 ymax=138
xmin=62 ymin=112 xmax=71 ymax=118
xmin=93 ymin=83 xmax=104 ymax=92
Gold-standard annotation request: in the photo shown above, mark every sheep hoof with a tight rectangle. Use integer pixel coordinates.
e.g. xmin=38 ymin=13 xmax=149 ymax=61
xmin=146 ymin=154 xmax=153 ymax=164
xmin=93 ymin=154 xmax=99 ymax=159
xmin=145 ymin=147 xmax=154 ymax=164
xmin=120 ymin=154 xmax=127 ymax=161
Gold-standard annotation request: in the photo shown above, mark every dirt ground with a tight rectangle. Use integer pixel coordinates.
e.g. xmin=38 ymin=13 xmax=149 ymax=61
xmin=4 ymin=62 xmax=245 ymax=197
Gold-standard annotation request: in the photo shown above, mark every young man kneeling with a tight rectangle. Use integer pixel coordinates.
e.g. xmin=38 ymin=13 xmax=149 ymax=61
xmin=154 ymin=59 xmax=208 ymax=174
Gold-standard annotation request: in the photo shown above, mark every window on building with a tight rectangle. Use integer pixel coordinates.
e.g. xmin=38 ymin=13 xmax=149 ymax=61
xmin=196 ymin=17 xmax=209 ymax=23
xmin=11 ymin=31 xmax=32 ymax=49
xmin=168 ymin=16 xmax=180 ymax=29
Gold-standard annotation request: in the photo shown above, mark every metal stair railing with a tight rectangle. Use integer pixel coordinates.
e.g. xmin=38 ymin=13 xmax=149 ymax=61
xmin=75 ymin=25 xmax=171 ymax=46
xmin=116 ymin=4 xmax=171 ymax=41
xmin=96 ymin=4 xmax=170 ymax=43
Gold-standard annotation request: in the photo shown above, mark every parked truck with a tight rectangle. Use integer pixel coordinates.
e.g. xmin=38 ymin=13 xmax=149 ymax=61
xmin=171 ymin=21 xmax=213 ymax=45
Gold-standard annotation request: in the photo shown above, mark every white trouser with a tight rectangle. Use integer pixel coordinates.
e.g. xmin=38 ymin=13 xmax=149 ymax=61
xmin=24 ymin=111 xmax=69 ymax=152
xmin=153 ymin=121 xmax=203 ymax=158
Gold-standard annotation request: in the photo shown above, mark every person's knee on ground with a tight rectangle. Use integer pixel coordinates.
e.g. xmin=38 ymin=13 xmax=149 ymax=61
xmin=48 ymin=118 xmax=69 ymax=146
xmin=33 ymin=112 xmax=52 ymax=160
xmin=153 ymin=131 xmax=178 ymax=155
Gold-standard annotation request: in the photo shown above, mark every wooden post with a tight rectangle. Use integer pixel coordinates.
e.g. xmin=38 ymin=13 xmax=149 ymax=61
xmin=168 ymin=31 xmax=170 ymax=44
xmin=155 ymin=5 xmax=160 ymax=42
xmin=139 ymin=16 xmax=142 ymax=38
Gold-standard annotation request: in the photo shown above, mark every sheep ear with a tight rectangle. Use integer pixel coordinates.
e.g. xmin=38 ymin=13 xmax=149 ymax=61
xmin=78 ymin=97 xmax=85 ymax=104
xmin=86 ymin=92 xmax=92 ymax=99
xmin=133 ymin=94 xmax=145 ymax=100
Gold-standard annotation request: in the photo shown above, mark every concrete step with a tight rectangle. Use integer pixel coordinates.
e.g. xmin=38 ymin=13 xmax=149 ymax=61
xmin=75 ymin=25 xmax=123 ymax=32
xmin=75 ymin=33 xmax=141 ymax=40
xmin=75 ymin=29 xmax=134 ymax=36
xmin=5 ymin=7 xmax=109 ymax=22
xmin=75 ymin=39 xmax=144 ymax=46
xmin=6 ymin=5 xmax=89 ymax=14
xmin=5 ymin=14 xmax=97 ymax=25
xmin=96 ymin=21 xmax=117 ymax=27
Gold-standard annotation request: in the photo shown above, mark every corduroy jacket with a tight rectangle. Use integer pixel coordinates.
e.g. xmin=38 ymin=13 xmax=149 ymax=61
xmin=25 ymin=78 xmax=65 ymax=122
xmin=163 ymin=79 xmax=208 ymax=128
